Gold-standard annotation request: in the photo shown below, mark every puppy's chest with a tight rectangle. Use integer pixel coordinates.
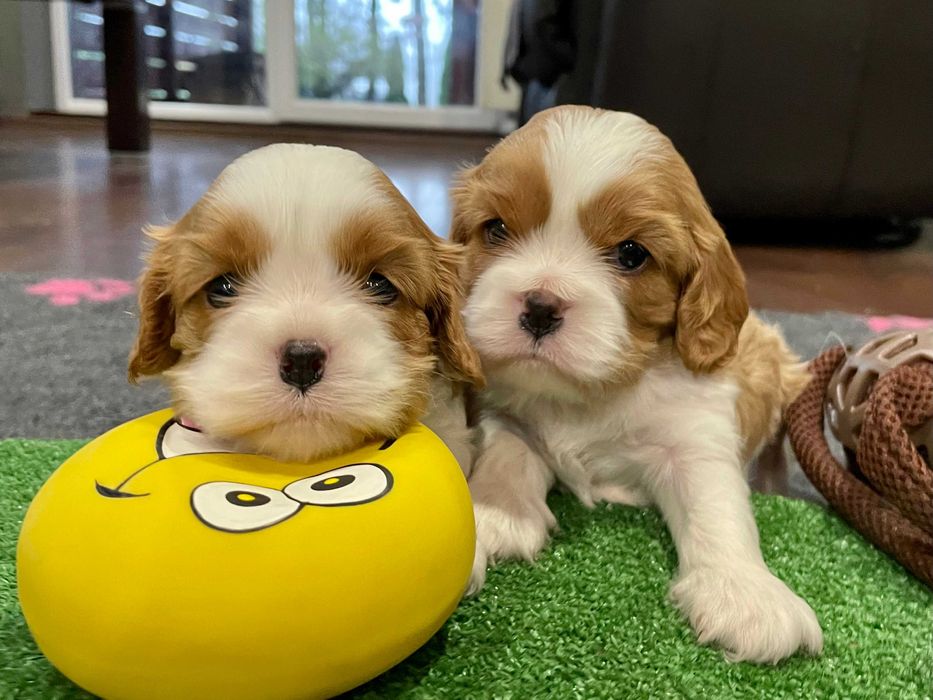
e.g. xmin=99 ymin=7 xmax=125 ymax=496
xmin=515 ymin=398 xmax=653 ymax=504
xmin=490 ymin=365 xmax=740 ymax=504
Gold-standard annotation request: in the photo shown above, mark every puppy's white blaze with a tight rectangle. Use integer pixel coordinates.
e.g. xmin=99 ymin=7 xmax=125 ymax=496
xmin=463 ymin=228 xmax=629 ymax=387
xmin=212 ymin=144 xmax=391 ymax=249
xmin=541 ymin=109 xmax=665 ymax=214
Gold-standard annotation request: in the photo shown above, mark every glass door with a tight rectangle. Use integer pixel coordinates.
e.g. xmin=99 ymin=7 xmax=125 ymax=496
xmin=51 ymin=0 xmax=512 ymax=130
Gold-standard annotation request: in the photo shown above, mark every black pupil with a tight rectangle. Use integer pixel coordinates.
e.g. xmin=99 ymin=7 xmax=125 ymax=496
xmin=206 ymin=275 xmax=238 ymax=306
xmin=485 ymin=219 xmax=508 ymax=243
xmin=211 ymin=277 xmax=236 ymax=295
xmin=617 ymin=242 xmax=648 ymax=270
xmin=225 ymin=490 xmax=271 ymax=507
xmin=365 ymin=274 xmax=397 ymax=303
xmin=311 ymin=474 xmax=356 ymax=491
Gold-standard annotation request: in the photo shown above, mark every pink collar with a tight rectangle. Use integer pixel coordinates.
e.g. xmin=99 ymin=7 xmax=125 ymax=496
xmin=176 ymin=416 xmax=203 ymax=433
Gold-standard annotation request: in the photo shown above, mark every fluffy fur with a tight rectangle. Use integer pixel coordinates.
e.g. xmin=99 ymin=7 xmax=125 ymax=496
xmin=130 ymin=143 xmax=481 ymax=466
xmin=452 ymin=106 xmax=821 ymax=664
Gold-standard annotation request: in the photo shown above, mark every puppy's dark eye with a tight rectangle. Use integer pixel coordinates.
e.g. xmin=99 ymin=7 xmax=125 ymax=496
xmin=363 ymin=273 xmax=398 ymax=305
xmin=205 ymin=274 xmax=239 ymax=308
xmin=615 ymin=241 xmax=650 ymax=272
xmin=483 ymin=218 xmax=510 ymax=246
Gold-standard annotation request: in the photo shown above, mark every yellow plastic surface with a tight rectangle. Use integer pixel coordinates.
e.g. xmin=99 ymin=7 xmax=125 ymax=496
xmin=17 ymin=410 xmax=474 ymax=700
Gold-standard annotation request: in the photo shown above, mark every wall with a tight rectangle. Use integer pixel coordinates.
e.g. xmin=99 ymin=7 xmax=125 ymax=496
xmin=0 ymin=4 xmax=54 ymax=116
xmin=21 ymin=3 xmax=56 ymax=112
xmin=0 ymin=3 xmax=27 ymax=116
xmin=477 ymin=0 xmax=520 ymax=113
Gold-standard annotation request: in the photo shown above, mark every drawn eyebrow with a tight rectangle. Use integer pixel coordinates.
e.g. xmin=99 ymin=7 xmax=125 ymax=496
xmin=378 ymin=438 xmax=396 ymax=451
xmin=99 ymin=419 xmax=180 ymax=495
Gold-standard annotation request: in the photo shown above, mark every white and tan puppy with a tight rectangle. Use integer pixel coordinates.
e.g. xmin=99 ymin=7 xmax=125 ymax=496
xmin=129 ymin=144 xmax=481 ymax=468
xmin=451 ymin=106 xmax=821 ymax=663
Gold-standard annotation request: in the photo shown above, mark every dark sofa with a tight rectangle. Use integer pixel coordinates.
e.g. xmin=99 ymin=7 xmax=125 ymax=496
xmin=507 ymin=0 xmax=933 ymax=222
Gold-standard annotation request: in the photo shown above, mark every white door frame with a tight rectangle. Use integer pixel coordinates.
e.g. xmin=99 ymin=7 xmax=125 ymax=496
xmin=49 ymin=1 xmax=512 ymax=132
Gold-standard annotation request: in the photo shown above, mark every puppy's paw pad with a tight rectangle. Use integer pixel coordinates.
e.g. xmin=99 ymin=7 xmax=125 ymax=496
xmin=671 ymin=566 xmax=823 ymax=664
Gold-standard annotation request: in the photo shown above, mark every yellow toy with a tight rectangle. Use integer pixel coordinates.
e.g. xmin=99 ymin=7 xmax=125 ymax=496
xmin=17 ymin=409 xmax=474 ymax=700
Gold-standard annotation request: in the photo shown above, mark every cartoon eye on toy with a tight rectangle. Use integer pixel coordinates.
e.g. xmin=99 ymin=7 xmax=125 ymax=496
xmin=158 ymin=420 xmax=233 ymax=460
xmin=191 ymin=464 xmax=394 ymax=533
xmin=283 ymin=463 xmax=393 ymax=506
xmin=191 ymin=482 xmax=302 ymax=533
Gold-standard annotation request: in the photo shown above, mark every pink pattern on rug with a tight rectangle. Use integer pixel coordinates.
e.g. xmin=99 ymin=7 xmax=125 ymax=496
xmin=25 ymin=278 xmax=135 ymax=306
xmin=865 ymin=314 xmax=933 ymax=334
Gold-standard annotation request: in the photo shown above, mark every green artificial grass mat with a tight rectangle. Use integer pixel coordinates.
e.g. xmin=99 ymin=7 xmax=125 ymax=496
xmin=2 ymin=440 xmax=931 ymax=700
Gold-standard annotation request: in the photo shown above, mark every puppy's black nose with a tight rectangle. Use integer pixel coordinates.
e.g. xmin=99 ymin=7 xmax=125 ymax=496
xmin=519 ymin=290 xmax=564 ymax=340
xmin=279 ymin=340 xmax=326 ymax=392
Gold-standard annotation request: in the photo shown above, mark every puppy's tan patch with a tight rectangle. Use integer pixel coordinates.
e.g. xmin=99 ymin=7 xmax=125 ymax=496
xmin=577 ymin=170 xmax=690 ymax=382
xmin=333 ymin=173 xmax=482 ymax=389
xmin=450 ymin=121 xmax=551 ymax=288
xmin=731 ymin=319 xmax=810 ymax=461
xmin=129 ymin=202 xmax=269 ymax=381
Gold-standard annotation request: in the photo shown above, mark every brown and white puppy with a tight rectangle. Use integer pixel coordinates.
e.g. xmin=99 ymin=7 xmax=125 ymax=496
xmin=451 ymin=106 xmax=821 ymax=664
xmin=129 ymin=143 xmax=481 ymax=468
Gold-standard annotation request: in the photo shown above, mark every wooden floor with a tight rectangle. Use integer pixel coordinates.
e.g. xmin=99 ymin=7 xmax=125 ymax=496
xmin=2 ymin=115 xmax=931 ymax=317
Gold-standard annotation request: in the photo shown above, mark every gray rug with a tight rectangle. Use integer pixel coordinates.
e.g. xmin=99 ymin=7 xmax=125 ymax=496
xmin=0 ymin=272 xmax=915 ymax=440
xmin=0 ymin=274 xmax=167 ymax=439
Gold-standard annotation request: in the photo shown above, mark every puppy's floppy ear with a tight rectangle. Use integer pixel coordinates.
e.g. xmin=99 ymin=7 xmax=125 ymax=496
xmin=448 ymin=165 xmax=478 ymax=246
xmin=128 ymin=226 xmax=181 ymax=383
xmin=425 ymin=238 xmax=485 ymax=388
xmin=675 ymin=217 xmax=749 ymax=373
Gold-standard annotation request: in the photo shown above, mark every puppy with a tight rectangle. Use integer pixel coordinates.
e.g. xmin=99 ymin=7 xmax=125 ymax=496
xmin=129 ymin=144 xmax=482 ymax=469
xmin=451 ymin=106 xmax=822 ymax=663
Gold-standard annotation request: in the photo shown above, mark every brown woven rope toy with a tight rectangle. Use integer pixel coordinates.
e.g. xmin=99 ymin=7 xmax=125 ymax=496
xmin=786 ymin=329 xmax=933 ymax=589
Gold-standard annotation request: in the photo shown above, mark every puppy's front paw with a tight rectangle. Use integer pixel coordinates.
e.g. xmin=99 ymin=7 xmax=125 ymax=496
xmin=670 ymin=565 xmax=823 ymax=664
xmin=465 ymin=502 xmax=554 ymax=596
